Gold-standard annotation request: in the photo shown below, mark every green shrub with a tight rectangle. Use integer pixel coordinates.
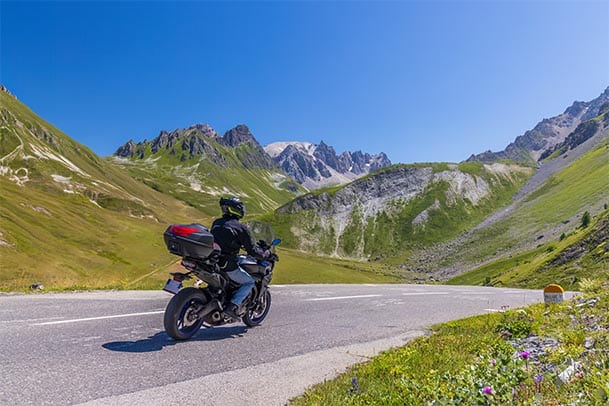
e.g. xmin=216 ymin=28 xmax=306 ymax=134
xmin=581 ymin=211 xmax=591 ymax=228
xmin=495 ymin=310 xmax=533 ymax=338
xmin=578 ymin=277 xmax=604 ymax=293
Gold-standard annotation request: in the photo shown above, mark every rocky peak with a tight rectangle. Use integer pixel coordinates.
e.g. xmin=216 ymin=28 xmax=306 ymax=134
xmin=564 ymin=101 xmax=587 ymax=117
xmin=151 ymin=130 xmax=181 ymax=153
xmin=114 ymin=140 xmax=138 ymax=158
xmin=371 ymin=152 xmax=391 ymax=170
xmin=468 ymin=87 xmax=609 ymax=164
xmin=219 ymin=124 xmax=259 ymax=148
xmin=314 ymin=141 xmax=341 ymax=171
xmin=217 ymin=125 xmax=276 ymax=170
xmin=186 ymin=123 xmax=218 ymax=138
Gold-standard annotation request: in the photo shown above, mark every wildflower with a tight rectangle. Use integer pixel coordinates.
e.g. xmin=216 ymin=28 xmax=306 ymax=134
xmin=482 ymin=386 xmax=493 ymax=395
xmin=534 ymin=374 xmax=543 ymax=383
xmin=491 ymin=359 xmax=497 ymax=366
xmin=519 ymin=351 xmax=530 ymax=359
xmin=349 ymin=377 xmax=359 ymax=394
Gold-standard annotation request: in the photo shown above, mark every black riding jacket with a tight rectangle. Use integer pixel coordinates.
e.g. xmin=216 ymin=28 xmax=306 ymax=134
xmin=211 ymin=215 xmax=265 ymax=270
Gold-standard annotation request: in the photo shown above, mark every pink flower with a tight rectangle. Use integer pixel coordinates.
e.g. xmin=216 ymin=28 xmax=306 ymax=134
xmin=519 ymin=351 xmax=530 ymax=359
xmin=491 ymin=359 xmax=497 ymax=366
xmin=482 ymin=386 xmax=493 ymax=395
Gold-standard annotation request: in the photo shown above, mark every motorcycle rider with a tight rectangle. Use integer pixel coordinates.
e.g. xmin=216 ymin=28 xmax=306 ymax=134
xmin=211 ymin=197 xmax=268 ymax=320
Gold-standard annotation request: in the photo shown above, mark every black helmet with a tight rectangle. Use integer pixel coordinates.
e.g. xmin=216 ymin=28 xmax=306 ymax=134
xmin=219 ymin=196 xmax=245 ymax=219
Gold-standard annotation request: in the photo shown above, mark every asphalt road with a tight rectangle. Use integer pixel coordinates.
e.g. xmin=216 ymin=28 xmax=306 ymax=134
xmin=0 ymin=285 xmax=573 ymax=405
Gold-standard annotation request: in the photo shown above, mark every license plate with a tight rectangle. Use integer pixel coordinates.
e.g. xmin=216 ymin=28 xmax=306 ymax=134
xmin=163 ymin=279 xmax=182 ymax=295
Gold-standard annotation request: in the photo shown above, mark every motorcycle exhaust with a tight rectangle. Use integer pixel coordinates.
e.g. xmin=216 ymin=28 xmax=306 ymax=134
xmin=194 ymin=299 xmax=221 ymax=319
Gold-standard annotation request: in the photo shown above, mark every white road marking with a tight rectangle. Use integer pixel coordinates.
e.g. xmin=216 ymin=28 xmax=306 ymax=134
xmin=0 ymin=317 xmax=65 ymax=324
xmin=401 ymin=292 xmax=449 ymax=296
xmin=306 ymin=294 xmax=382 ymax=301
xmin=31 ymin=310 xmax=165 ymax=326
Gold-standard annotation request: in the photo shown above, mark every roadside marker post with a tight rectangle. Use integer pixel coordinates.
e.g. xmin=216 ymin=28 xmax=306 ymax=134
xmin=544 ymin=284 xmax=564 ymax=307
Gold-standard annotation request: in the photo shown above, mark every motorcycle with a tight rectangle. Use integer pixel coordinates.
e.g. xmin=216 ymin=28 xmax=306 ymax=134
xmin=161 ymin=223 xmax=280 ymax=340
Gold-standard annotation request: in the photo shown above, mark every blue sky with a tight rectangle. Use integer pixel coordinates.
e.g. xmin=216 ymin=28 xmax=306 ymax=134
xmin=2 ymin=1 xmax=608 ymax=163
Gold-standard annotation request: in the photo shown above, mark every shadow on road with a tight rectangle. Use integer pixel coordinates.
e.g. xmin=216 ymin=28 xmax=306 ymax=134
xmin=102 ymin=325 xmax=249 ymax=353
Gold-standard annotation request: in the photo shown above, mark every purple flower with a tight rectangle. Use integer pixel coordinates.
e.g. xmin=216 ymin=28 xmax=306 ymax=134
xmin=349 ymin=377 xmax=359 ymax=394
xmin=482 ymin=386 xmax=493 ymax=395
xmin=491 ymin=359 xmax=497 ymax=366
xmin=519 ymin=351 xmax=530 ymax=359
xmin=534 ymin=374 xmax=543 ymax=383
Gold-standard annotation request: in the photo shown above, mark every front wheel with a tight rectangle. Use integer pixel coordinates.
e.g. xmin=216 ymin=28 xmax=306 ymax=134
xmin=242 ymin=289 xmax=271 ymax=327
xmin=164 ymin=287 xmax=208 ymax=340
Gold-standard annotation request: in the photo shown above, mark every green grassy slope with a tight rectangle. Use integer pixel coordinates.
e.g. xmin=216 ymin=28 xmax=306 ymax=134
xmin=448 ymin=208 xmax=609 ymax=289
xmin=271 ymin=247 xmax=404 ymax=284
xmin=0 ymin=90 xmax=212 ymax=290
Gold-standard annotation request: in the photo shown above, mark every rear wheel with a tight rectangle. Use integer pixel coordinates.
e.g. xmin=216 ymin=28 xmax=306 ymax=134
xmin=242 ymin=289 xmax=271 ymax=327
xmin=164 ymin=287 xmax=208 ymax=340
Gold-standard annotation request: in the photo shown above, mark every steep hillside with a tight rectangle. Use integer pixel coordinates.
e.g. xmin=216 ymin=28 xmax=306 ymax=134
xmin=0 ymin=87 xmax=207 ymax=291
xmin=440 ymin=125 xmax=609 ymax=288
xmin=447 ymin=207 xmax=609 ymax=290
xmin=468 ymin=87 xmax=609 ymax=164
xmin=112 ymin=124 xmax=304 ymax=217
xmin=264 ymin=141 xmax=391 ymax=189
xmin=261 ymin=162 xmax=531 ymax=261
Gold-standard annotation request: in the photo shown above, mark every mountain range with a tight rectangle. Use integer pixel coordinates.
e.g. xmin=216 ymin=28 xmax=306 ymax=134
xmin=1 ymin=83 xmax=608 ymax=291
xmin=265 ymin=141 xmax=391 ymax=189
xmin=112 ymin=124 xmax=303 ymax=217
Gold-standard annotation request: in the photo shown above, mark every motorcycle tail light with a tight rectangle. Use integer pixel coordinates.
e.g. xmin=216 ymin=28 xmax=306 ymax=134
xmin=170 ymin=225 xmax=199 ymax=237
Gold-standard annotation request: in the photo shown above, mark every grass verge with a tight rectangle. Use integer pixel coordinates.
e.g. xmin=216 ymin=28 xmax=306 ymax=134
xmin=291 ymin=288 xmax=609 ymax=405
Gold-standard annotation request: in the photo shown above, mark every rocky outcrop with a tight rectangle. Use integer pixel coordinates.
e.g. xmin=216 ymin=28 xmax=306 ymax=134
xmin=276 ymin=144 xmax=324 ymax=183
xmin=278 ymin=165 xmax=433 ymax=216
xmin=220 ymin=125 xmax=276 ymax=170
xmin=539 ymin=101 xmax=609 ymax=160
xmin=468 ymin=87 xmax=609 ymax=164
xmin=114 ymin=140 xmax=138 ymax=158
xmin=541 ymin=213 xmax=609 ymax=270
xmin=219 ymin=124 xmax=258 ymax=148
xmin=265 ymin=141 xmax=391 ymax=189
xmin=539 ymin=120 xmax=601 ymax=160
